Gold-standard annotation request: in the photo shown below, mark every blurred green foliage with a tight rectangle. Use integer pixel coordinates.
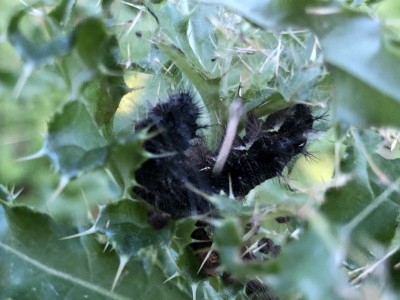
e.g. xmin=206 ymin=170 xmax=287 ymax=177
xmin=1 ymin=0 xmax=400 ymax=299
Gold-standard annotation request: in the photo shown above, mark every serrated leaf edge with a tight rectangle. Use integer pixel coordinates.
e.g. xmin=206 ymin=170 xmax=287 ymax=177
xmin=0 ymin=241 xmax=132 ymax=300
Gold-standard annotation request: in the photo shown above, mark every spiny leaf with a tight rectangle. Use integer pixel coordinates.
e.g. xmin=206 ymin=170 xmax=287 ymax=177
xmin=188 ymin=3 xmax=219 ymax=72
xmin=43 ymin=101 xmax=108 ymax=180
xmin=266 ymin=228 xmax=347 ymax=300
xmin=0 ymin=185 xmax=19 ymax=202
xmin=74 ymin=19 xmax=127 ymax=138
xmin=321 ymin=130 xmax=400 ymax=250
xmin=213 ymin=218 xmax=242 ymax=270
xmin=207 ymin=0 xmax=400 ymax=128
xmin=204 ymin=0 xmax=318 ymax=29
xmin=146 ymin=2 xmax=223 ymax=146
xmin=70 ymin=199 xmax=174 ymax=291
xmin=7 ymin=9 xmax=73 ymax=65
xmin=42 ymin=101 xmax=147 ymax=194
xmin=0 ymin=200 xmax=189 ymax=299
xmin=147 ymin=2 xmax=203 ymax=71
xmin=93 ymin=200 xmax=172 ymax=257
xmin=73 ymin=18 xmax=109 ymax=69
xmin=49 ymin=0 xmax=77 ymax=26
xmin=315 ymin=12 xmax=400 ymax=128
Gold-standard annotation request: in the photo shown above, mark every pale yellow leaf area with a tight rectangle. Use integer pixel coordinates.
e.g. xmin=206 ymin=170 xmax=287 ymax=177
xmin=116 ymin=72 xmax=151 ymax=115
xmin=290 ymin=153 xmax=335 ymax=187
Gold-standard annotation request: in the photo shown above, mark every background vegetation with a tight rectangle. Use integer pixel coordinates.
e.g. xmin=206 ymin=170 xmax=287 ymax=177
xmin=1 ymin=0 xmax=400 ymax=299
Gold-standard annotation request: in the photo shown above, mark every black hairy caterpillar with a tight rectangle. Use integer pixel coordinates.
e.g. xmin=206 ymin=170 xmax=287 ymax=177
xmin=132 ymin=92 xmax=319 ymax=299
xmin=133 ymin=93 xmax=213 ymax=218
xmin=132 ymin=92 xmax=318 ymax=219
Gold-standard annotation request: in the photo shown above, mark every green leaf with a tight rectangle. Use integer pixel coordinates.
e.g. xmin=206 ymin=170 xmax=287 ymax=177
xmin=7 ymin=9 xmax=73 ymax=65
xmin=0 ymin=69 xmax=17 ymax=88
xmin=93 ymin=200 xmax=172 ymax=258
xmin=267 ymin=228 xmax=347 ymax=300
xmin=175 ymin=249 xmax=205 ymax=283
xmin=173 ymin=218 xmax=198 ymax=251
xmin=80 ymin=33 xmax=127 ymax=139
xmin=146 ymin=2 xmax=223 ymax=146
xmin=0 ymin=200 xmax=189 ymax=299
xmin=315 ymin=12 xmax=400 ymax=101
xmin=73 ymin=18 xmax=109 ymax=69
xmin=187 ymin=3 xmax=219 ymax=72
xmin=107 ymin=134 xmax=148 ymax=194
xmin=42 ymin=101 xmax=147 ymax=193
xmin=147 ymin=2 xmax=203 ymax=71
xmin=83 ymin=73 xmax=127 ymax=140
xmin=0 ymin=185 xmax=18 ymax=202
xmin=388 ymin=225 xmax=400 ymax=292
xmin=323 ymin=178 xmax=399 ymax=245
xmin=43 ymin=101 xmax=108 ymax=180
xmin=0 ymin=201 xmax=122 ymax=300
xmin=204 ymin=0 xmax=318 ymax=29
xmin=213 ymin=218 xmax=242 ymax=271
xmin=49 ymin=0 xmax=77 ymax=26
xmin=332 ymin=67 xmax=400 ymax=128
xmin=377 ymin=0 xmax=400 ymax=21
xmin=249 ymin=179 xmax=309 ymax=206
xmin=206 ymin=195 xmax=252 ymax=216
xmin=244 ymin=92 xmax=287 ymax=116
xmin=315 ymin=12 xmax=400 ymax=128
xmin=207 ymin=1 xmax=400 ymax=128
xmin=157 ymin=43 xmax=221 ymax=112
xmin=321 ymin=130 xmax=400 ymax=248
